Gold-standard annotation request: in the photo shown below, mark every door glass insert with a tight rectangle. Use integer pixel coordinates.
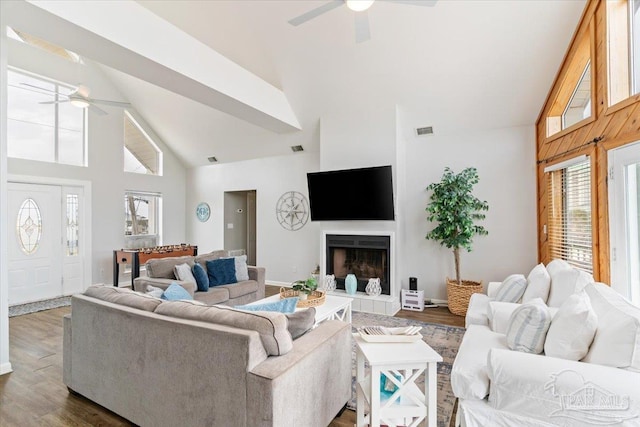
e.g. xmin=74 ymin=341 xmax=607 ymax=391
xmin=66 ymin=194 xmax=79 ymax=256
xmin=624 ymin=162 xmax=640 ymax=303
xmin=16 ymin=198 xmax=42 ymax=254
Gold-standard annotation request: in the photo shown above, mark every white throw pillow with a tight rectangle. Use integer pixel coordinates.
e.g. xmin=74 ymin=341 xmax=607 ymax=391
xmin=544 ymin=291 xmax=597 ymax=360
xmin=174 ymin=263 xmax=197 ymax=283
xmin=505 ymin=298 xmax=552 ymax=354
xmin=494 ymin=274 xmax=528 ymax=303
xmin=145 ymin=285 xmax=164 ymax=299
xmin=545 ymin=259 xmax=571 ymax=278
xmin=522 ymin=263 xmax=551 ymax=303
xmin=582 ymin=283 xmax=640 ymax=372
xmin=225 ymin=255 xmax=249 ymax=281
xmin=546 ymin=268 xmax=593 ymax=307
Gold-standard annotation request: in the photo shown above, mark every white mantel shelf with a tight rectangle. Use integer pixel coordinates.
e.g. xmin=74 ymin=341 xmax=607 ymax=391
xmin=326 ymin=289 xmax=400 ymax=316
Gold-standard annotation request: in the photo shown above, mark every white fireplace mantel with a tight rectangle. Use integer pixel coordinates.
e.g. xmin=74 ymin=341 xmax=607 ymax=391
xmin=321 ymin=230 xmax=400 ymax=315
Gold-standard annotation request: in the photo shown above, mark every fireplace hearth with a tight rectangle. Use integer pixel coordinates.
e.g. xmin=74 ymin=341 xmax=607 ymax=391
xmin=325 ymin=234 xmax=391 ymax=295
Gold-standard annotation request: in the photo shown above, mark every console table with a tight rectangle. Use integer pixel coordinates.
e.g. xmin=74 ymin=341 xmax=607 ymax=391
xmin=113 ymin=245 xmax=197 ymax=287
xmin=354 ymin=334 xmax=442 ymax=427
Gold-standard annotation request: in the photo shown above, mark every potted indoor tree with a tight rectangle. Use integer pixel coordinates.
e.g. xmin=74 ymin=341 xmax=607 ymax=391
xmin=425 ymin=167 xmax=489 ymax=315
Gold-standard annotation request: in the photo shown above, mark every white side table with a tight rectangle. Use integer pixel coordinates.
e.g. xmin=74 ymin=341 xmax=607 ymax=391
xmin=353 ymin=334 xmax=443 ymax=427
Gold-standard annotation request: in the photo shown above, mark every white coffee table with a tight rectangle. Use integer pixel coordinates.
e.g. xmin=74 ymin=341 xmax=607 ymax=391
xmin=249 ymin=293 xmax=352 ymax=325
xmin=353 ymin=334 xmax=443 ymax=427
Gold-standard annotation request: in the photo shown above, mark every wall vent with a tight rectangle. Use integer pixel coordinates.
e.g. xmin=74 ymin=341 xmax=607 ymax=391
xmin=207 ymin=156 xmax=218 ymax=163
xmin=416 ymin=126 xmax=434 ymax=136
xmin=291 ymin=145 xmax=304 ymax=152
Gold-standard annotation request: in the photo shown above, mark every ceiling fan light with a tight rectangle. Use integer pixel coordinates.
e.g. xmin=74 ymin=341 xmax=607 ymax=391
xmin=346 ymin=0 xmax=374 ymax=12
xmin=70 ymin=98 xmax=90 ymax=108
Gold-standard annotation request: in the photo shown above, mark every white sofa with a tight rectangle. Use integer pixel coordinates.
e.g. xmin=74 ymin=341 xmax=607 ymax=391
xmin=452 ymin=262 xmax=640 ymax=426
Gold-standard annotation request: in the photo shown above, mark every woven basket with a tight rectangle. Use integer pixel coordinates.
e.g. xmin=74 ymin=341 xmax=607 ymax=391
xmin=446 ymin=278 xmax=483 ymax=316
xmin=280 ymin=287 xmax=326 ymax=308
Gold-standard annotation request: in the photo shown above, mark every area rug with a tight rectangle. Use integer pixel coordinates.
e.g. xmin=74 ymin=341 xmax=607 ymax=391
xmin=8 ymin=296 xmax=71 ymax=317
xmin=349 ymin=311 xmax=465 ymax=427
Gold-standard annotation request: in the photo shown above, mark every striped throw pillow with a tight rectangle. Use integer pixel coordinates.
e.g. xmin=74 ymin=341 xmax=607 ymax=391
xmin=494 ymin=274 xmax=528 ymax=303
xmin=506 ymin=298 xmax=552 ymax=354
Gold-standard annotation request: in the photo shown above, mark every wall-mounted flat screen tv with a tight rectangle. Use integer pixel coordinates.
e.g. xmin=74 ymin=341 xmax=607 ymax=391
xmin=307 ymin=165 xmax=395 ymax=221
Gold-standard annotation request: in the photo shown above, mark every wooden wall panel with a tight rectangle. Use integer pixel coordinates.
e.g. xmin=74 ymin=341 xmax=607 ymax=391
xmin=536 ymin=0 xmax=640 ymax=282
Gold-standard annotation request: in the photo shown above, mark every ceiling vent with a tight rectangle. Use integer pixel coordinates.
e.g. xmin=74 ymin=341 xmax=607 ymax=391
xmin=291 ymin=145 xmax=304 ymax=152
xmin=416 ymin=126 xmax=434 ymax=136
xmin=207 ymin=156 xmax=218 ymax=163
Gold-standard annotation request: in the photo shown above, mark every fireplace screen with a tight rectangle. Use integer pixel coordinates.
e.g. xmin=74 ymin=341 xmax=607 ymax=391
xmin=326 ymin=234 xmax=390 ymax=295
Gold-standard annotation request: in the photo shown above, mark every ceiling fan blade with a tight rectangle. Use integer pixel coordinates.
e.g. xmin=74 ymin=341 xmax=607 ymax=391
xmin=355 ymin=11 xmax=371 ymax=43
xmin=288 ymin=0 xmax=344 ymax=26
xmin=380 ymin=0 xmax=438 ymax=6
xmin=88 ymin=98 xmax=131 ymax=108
xmin=89 ymin=104 xmax=108 ymax=115
xmin=39 ymin=99 xmax=70 ymax=105
xmin=21 ymin=82 xmax=66 ymax=95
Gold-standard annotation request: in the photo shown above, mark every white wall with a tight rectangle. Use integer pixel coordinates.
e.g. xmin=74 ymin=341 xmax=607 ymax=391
xmin=400 ymin=119 xmax=538 ymax=300
xmin=7 ymin=39 xmax=187 ymax=285
xmin=186 ymin=152 xmax=320 ymax=284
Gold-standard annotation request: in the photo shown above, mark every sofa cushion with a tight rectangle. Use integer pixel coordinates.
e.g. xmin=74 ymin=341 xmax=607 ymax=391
xmin=582 ymin=283 xmax=640 ymax=371
xmin=451 ymin=324 xmax=509 ymax=401
xmin=235 ymin=297 xmax=299 ymax=314
xmin=505 ymin=298 xmax=551 ymax=354
xmin=194 ymin=250 xmax=228 ymax=266
xmin=225 ymin=255 xmax=249 ymax=282
xmin=155 ymin=301 xmax=293 ymax=356
xmin=522 ymin=263 xmax=551 ymax=303
xmin=174 ymin=263 xmax=196 ymax=284
xmin=218 ymin=280 xmax=259 ymax=299
xmin=192 ymin=263 xmax=209 ymax=292
xmin=546 ymin=268 xmax=593 ymax=308
xmin=465 ymin=293 xmax=491 ymax=328
xmin=544 ymin=290 xmax=597 ymax=360
xmin=206 ymin=259 xmax=237 ymax=286
xmin=494 ymin=274 xmax=527 ymax=303
xmin=193 ymin=287 xmax=229 ymax=305
xmin=286 ymin=308 xmax=316 ymax=339
xmin=161 ymin=283 xmax=194 ymax=301
xmin=545 ymin=258 xmax=571 ymax=278
xmin=84 ymin=285 xmax=162 ymax=312
xmin=145 ymin=255 xmax=194 ymax=279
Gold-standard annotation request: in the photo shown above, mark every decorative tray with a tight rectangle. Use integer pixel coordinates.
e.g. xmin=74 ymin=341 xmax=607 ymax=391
xmin=279 ymin=287 xmax=325 ymax=308
xmin=357 ymin=326 xmax=423 ymax=343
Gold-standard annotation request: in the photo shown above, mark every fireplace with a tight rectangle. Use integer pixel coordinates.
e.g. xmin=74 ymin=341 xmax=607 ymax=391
xmin=325 ymin=234 xmax=391 ymax=295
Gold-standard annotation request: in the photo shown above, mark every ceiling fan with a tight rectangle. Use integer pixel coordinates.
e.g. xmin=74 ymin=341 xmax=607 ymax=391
xmin=21 ymin=83 xmax=131 ymax=115
xmin=288 ymin=0 xmax=437 ymax=43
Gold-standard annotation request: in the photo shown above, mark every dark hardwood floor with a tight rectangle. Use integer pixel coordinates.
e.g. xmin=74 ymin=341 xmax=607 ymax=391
xmin=0 ymin=285 xmax=464 ymax=426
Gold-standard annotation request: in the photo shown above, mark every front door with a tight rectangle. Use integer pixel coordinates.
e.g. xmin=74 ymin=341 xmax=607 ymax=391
xmin=8 ymin=182 xmax=63 ymax=305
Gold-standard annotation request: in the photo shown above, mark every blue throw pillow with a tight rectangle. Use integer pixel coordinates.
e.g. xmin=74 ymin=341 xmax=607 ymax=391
xmin=192 ymin=263 xmax=209 ymax=292
xmin=235 ymin=297 xmax=299 ymax=314
xmin=206 ymin=258 xmax=237 ymax=286
xmin=161 ymin=283 xmax=193 ymax=301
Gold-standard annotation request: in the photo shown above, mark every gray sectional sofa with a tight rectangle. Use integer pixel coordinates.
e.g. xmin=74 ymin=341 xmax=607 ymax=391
xmin=132 ymin=250 xmax=265 ymax=305
xmin=63 ymin=286 xmax=352 ymax=427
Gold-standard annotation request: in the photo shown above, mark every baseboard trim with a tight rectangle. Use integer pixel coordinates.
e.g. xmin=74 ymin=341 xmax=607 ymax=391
xmin=0 ymin=362 xmax=13 ymax=375
xmin=266 ymin=280 xmax=291 ymax=287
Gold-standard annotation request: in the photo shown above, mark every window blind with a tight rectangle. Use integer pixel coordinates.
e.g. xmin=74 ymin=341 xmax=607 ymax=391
xmin=546 ymin=158 xmax=593 ymax=273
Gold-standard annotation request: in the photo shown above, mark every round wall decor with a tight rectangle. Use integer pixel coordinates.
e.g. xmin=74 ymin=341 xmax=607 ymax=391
xmin=196 ymin=202 xmax=211 ymax=222
xmin=276 ymin=191 xmax=309 ymax=231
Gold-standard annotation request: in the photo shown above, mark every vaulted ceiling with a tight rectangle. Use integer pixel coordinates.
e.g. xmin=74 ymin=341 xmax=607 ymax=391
xmin=10 ymin=0 xmax=587 ymax=167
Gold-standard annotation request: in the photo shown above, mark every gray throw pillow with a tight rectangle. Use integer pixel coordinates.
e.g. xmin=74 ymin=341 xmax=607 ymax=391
xmin=285 ymin=308 xmax=316 ymax=339
xmin=225 ymin=255 xmax=249 ymax=281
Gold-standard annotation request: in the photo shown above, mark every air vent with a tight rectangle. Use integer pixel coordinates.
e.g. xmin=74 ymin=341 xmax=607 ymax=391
xmin=416 ymin=126 xmax=434 ymax=136
xmin=207 ymin=156 xmax=218 ymax=163
xmin=291 ymin=145 xmax=304 ymax=152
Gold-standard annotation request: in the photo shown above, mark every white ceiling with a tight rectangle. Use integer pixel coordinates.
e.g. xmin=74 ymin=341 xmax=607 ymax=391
xmin=97 ymin=0 xmax=586 ymax=168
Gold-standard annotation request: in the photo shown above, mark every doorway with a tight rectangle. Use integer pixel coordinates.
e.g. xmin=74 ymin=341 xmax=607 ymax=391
xmin=608 ymin=141 xmax=640 ymax=304
xmin=224 ymin=190 xmax=256 ymax=265
xmin=7 ymin=182 xmax=87 ymax=305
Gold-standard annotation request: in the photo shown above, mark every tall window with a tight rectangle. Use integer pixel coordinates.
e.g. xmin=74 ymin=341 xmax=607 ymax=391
xmin=124 ymin=192 xmax=161 ymax=249
xmin=546 ymin=156 xmax=593 ymax=273
xmin=7 ymin=69 xmax=86 ymax=166
xmin=124 ymin=111 xmax=162 ymax=175
xmin=608 ymin=0 xmax=640 ymax=105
